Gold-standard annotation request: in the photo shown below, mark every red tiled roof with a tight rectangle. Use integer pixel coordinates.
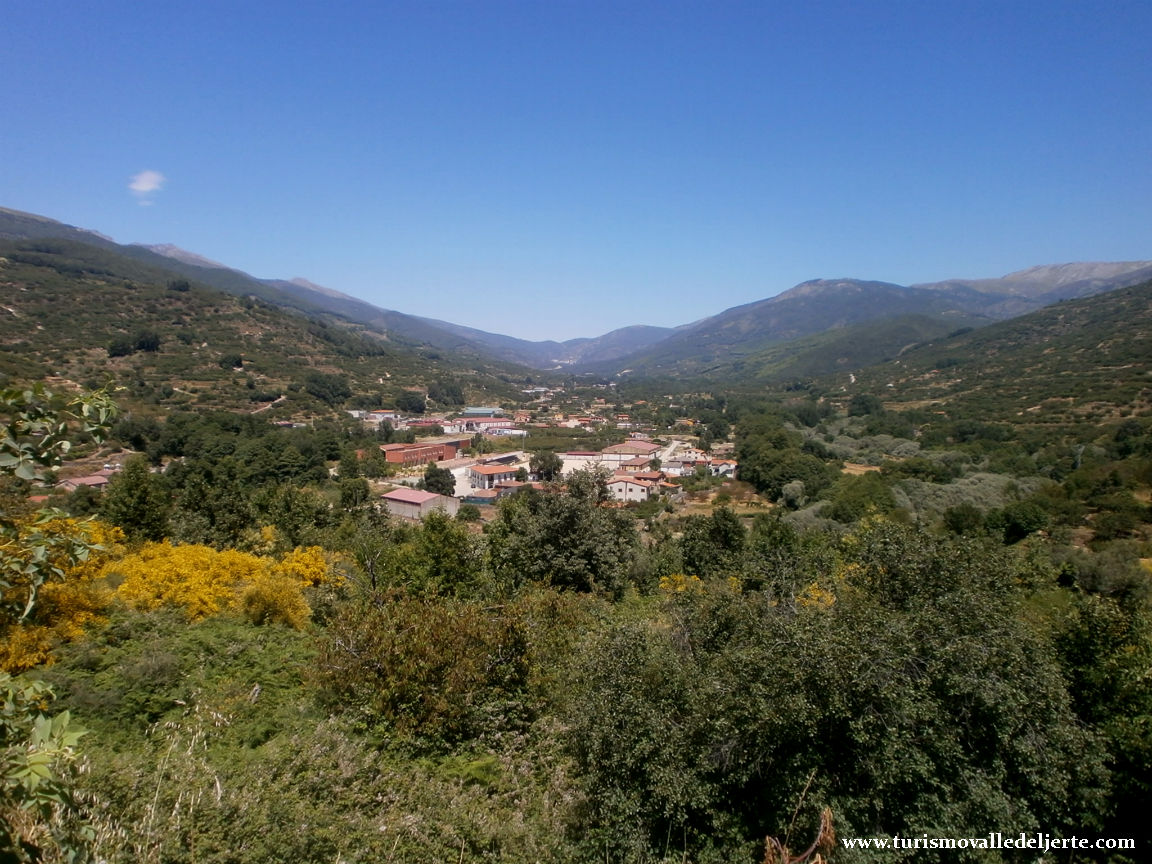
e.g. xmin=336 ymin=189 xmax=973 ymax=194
xmin=470 ymin=464 xmax=519 ymax=476
xmin=382 ymin=488 xmax=443 ymax=505
xmin=602 ymin=441 xmax=660 ymax=455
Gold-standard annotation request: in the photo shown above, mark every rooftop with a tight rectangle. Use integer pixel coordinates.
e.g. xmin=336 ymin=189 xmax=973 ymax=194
xmin=382 ymin=488 xmax=444 ymax=505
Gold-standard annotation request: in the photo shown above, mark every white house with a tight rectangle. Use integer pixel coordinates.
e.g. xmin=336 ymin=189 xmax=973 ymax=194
xmin=468 ymin=463 xmax=521 ymax=489
xmin=607 ymin=476 xmax=656 ymax=503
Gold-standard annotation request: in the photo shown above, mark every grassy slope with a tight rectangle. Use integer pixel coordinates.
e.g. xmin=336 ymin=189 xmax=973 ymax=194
xmin=0 ymin=238 xmax=531 ymax=414
xmin=846 ymin=279 xmax=1152 ymax=428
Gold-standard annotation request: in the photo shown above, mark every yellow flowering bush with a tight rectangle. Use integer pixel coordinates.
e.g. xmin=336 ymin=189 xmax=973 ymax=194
xmin=111 ymin=542 xmax=335 ymax=628
xmin=277 ymin=545 xmax=337 ymax=587
xmin=114 ymin=542 xmax=262 ymax=619
xmin=0 ymin=518 xmax=123 ymax=673
xmin=238 ymin=572 xmax=312 ymax=630
xmin=795 ymin=580 xmax=837 ymax=609
xmin=658 ymin=572 xmax=705 ymax=594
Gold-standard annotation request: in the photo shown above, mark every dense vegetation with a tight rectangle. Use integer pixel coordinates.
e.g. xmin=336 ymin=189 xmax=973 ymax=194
xmin=2 ymin=372 xmax=1150 ymax=863
xmin=0 ymin=238 xmax=532 ymax=416
xmin=2 ymin=264 xmax=1151 ymax=861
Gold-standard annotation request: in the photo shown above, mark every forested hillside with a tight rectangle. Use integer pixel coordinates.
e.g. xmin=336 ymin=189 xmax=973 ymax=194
xmin=0 ymin=237 xmax=530 ymax=415
xmin=850 ymin=279 xmax=1152 ymax=428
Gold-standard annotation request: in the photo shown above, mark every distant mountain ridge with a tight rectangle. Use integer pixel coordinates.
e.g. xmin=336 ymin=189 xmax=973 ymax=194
xmin=586 ymin=264 xmax=1152 ymax=379
xmin=413 ymin=316 xmax=683 ymax=368
xmin=136 ymin=243 xmax=230 ymax=270
xmin=2 ymin=205 xmax=1149 ymax=378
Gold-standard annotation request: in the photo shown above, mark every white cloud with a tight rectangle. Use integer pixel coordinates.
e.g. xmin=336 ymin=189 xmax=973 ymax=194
xmin=128 ymin=170 xmax=166 ymax=203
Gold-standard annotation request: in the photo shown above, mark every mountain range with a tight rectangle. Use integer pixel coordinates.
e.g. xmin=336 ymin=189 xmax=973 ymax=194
xmin=3 ymin=205 xmax=1149 ymax=382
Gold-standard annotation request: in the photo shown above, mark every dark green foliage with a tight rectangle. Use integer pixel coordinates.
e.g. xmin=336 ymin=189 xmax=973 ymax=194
xmin=394 ymin=390 xmax=427 ymax=413
xmin=110 ymin=414 xmax=161 ymax=452
xmin=407 ymin=511 xmax=487 ymax=598
xmin=789 ymin=399 xmax=832 ymax=427
xmin=735 ymin=412 xmax=840 ymax=502
xmin=862 ymin=410 xmax=915 ymax=438
xmin=679 ymin=506 xmax=746 ymax=578
xmin=987 ymin=499 xmax=1050 ymax=544
xmin=566 ymin=523 xmax=1109 ymax=863
xmin=133 ymin=331 xmax=161 ymax=353
xmin=167 ymin=457 xmax=256 ymax=548
xmin=259 ymin=484 xmax=334 ymax=548
xmin=338 ymin=477 xmax=369 ymax=510
xmin=314 ymin=592 xmax=531 ymax=744
xmin=742 ymin=513 xmax=836 ymax=599
xmin=942 ymin=501 xmax=986 ymax=535
xmin=822 ymin=471 xmax=897 ymax=523
xmin=427 ymin=379 xmax=465 ymax=405
xmin=848 ymin=393 xmax=884 ymax=416
xmin=881 ymin=456 xmax=959 ymax=483
xmin=456 ymin=502 xmax=482 ymax=522
xmin=336 ymin=448 xmax=360 ymax=480
xmin=739 ymin=449 xmax=836 ymax=502
xmin=529 ymin=450 xmax=563 ymax=481
xmin=486 ymin=470 xmax=638 ymax=595
xmin=43 ymin=609 xmax=314 ymax=733
xmin=1053 ymin=591 xmax=1152 ymax=858
xmin=99 ymin=454 xmax=171 ymax=541
xmin=106 ymin=337 xmax=133 ymax=358
xmin=302 ymin=371 xmax=351 ymax=406
xmin=421 ymin=463 xmax=456 ymax=496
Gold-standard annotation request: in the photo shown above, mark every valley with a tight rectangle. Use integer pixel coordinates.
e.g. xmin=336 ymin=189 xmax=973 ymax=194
xmin=2 ymin=205 xmax=1150 ymax=863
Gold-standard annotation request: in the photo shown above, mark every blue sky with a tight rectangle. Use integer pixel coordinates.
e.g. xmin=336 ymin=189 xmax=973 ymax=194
xmin=3 ymin=1 xmax=1150 ymax=341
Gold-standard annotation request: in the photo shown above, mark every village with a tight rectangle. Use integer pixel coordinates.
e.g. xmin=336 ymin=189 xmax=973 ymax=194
xmin=348 ymin=401 xmax=738 ymax=521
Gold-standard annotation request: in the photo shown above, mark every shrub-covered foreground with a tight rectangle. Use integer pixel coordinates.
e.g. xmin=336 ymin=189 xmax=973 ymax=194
xmin=10 ymin=517 xmax=1147 ymax=864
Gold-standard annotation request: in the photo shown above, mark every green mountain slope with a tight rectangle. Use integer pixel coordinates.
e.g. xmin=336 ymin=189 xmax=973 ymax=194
xmin=596 ymin=280 xmax=991 ymax=379
xmin=0 ymin=207 xmax=532 ymax=362
xmin=0 ymin=237 xmax=528 ymax=414
xmin=847 ymin=279 xmax=1152 ymax=427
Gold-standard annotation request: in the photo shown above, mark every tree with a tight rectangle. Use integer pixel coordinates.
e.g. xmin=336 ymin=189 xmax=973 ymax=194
xmin=99 ymin=454 xmax=171 ymax=542
xmin=427 ymin=380 xmax=465 ymax=406
xmin=303 ymin=372 xmax=351 ymax=407
xmin=106 ymin=338 xmax=134 ymax=358
xmin=339 ymin=477 xmax=370 ymax=511
xmin=738 ymin=449 xmax=835 ymax=502
xmin=409 ymin=510 xmax=485 ymax=598
xmin=1 ymin=673 xmax=92 ymax=862
xmin=565 ymin=521 xmax=1108 ymax=862
xmin=394 ymin=391 xmax=426 ymax=414
xmin=487 ymin=468 xmax=638 ymax=595
xmin=529 ymin=450 xmax=563 ymax=482
xmin=680 ymin=505 xmax=746 ymax=578
xmin=337 ymin=448 xmax=361 ymax=480
xmin=133 ymin=331 xmax=161 ymax=353
xmin=848 ymin=393 xmax=884 ymax=416
xmin=421 ymin=464 xmax=456 ymax=497
xmin=168 ymin=458 xmax=256 ymax=548
xmin=2 ymin=384 xmax=116 ymax=622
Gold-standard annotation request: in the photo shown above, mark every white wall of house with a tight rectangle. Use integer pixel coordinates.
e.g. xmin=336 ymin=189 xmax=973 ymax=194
xmin=608 ymin=480 xmax=653 ymax=502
